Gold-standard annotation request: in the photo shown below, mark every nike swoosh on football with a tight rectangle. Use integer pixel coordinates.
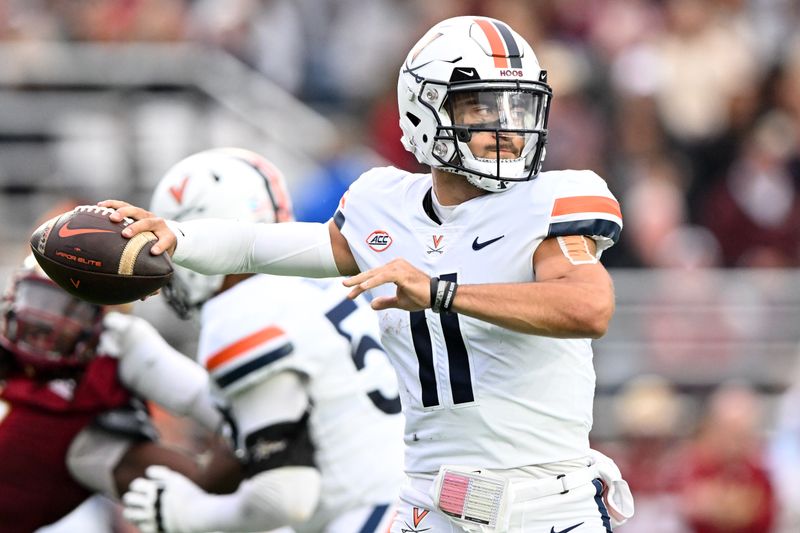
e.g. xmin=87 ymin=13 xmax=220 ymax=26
xmin=550 ymin=522 xmax=584 ymax=533
xmin=472 ymin=235 xmax=504 ymax=250
xmin=58 ymin=223 xmax=115 ymax=238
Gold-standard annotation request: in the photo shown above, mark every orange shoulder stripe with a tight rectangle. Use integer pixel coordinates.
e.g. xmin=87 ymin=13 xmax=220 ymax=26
xmin=206 ymin=325 xmax=285 ymax=371
xmin=552 ymin=196 xmax=622 ymax=219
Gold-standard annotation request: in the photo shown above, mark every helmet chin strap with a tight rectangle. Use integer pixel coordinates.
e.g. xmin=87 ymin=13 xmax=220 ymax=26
xmin=466 ymin=175 xmax=511 ymax=193
xmin=462 ymin=154 xmax=525 ymax=191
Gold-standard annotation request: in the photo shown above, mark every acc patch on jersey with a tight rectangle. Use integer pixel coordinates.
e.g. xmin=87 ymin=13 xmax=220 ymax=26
xmin=366 ymin=230 xmax=393 ymax=252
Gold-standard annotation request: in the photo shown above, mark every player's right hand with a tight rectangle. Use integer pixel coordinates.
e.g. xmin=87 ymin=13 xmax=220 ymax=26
xmin=122 ymin=465 xmax=203 ymax=533
xmin=98 ymin=200 xmax=177 ymax=256
xmin=343 ymin=258 xmax=432 ymax=311
xmin=122 ymin=468 xmax=165 ymax=533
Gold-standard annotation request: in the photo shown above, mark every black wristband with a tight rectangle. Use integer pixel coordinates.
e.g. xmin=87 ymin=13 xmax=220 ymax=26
xmin=431 ymin=277 xmax=458 ymax=313
xmin=440 ymin=280 xmax=458 ymax=313
xmin=429 ymin=276 xmax=439 ymax=310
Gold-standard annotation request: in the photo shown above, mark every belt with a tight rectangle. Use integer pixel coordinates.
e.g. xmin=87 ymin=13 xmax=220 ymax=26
xmin=511 ymin=464 xmax=599 ymax=502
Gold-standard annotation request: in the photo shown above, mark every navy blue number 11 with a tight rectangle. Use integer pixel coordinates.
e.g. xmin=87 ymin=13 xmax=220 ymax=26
xmin=409 ymin=273 xmax=474 ymax=407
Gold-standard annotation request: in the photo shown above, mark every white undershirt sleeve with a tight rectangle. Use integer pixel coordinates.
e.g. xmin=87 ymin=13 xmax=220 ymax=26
xmin=169 ymin=220 xmax=341 ymax=278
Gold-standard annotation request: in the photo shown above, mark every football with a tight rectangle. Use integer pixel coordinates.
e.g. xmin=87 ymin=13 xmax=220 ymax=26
xmin=29 ymin=205 xmax=173 ymax=305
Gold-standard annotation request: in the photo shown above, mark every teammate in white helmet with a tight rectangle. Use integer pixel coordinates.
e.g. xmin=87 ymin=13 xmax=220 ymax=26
xmin=106 ymin=16 xmax=633 ymax=533
xmin=120 ymin=148 xmax=405 ymax=533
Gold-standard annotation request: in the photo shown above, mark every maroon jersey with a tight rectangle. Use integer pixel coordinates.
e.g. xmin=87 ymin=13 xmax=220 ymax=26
xmin=680 ymin=444 xmax=776 ymax=533
xmin=0 ymin=355 xmax=131 ymax=533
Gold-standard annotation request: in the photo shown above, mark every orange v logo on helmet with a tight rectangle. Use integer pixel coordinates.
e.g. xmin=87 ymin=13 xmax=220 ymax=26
xmin=57 ymin=222 xmax=115 ymax=238
xmin=169 ymin=175 xmax=190 ymax=204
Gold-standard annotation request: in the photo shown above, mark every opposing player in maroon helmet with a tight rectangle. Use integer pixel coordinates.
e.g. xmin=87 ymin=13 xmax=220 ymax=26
xmin=0 ymin=259 xmax=239 ymax=532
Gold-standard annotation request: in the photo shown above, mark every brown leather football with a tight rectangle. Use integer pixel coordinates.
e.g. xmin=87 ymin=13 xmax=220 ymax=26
xmin=29 ymin=205 xmax=173 ymax=305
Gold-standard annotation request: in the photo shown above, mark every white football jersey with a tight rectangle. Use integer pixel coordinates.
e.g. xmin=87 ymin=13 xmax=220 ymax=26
xmin=196 ymin=275 xmax=405 ymax=511
xmin=334 ymin=166 xmax=622 ymax=473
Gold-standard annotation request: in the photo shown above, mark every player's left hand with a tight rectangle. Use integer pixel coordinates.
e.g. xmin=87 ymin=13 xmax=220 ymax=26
xmin=343 ymin=258 xmax=431 ymax=311
xmin=122 ymin=465 xmax=203 ymax=533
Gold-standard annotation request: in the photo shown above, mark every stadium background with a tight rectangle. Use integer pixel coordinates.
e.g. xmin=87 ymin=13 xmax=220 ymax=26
xmin=1 ymin=1 xmax=800 ymax=532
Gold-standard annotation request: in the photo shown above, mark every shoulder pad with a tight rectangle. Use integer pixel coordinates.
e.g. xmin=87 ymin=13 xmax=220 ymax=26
xmin=203 ymin=324 xmax=302 ymax=395
xmin=334 ymin=166 xmax=415 ymax=232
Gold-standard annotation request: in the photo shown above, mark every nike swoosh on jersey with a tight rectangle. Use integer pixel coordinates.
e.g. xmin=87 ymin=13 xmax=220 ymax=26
xmin=58 ymin=223 xmax=115 ymax=238
xmin=550 ymin=522 xmax=584 ymax=533
xmin=472 ymin=235 xmax=504 ymax=250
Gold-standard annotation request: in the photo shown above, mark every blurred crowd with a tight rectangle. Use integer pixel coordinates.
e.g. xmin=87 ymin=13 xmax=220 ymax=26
xmin=598 ymin=376 xmax=784 ymax=532
xmin=1 ymin=0 xmax=800 ymax=268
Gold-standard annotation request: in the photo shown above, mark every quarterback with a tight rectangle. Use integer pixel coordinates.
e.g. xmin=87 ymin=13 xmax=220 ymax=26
xmin=105 ymin=16 xmax=633 ymax=533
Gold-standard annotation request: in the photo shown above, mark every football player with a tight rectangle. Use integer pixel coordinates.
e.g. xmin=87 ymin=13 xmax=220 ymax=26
xmin=120 ymin=148 xmax=405 ymax=533
xmin=0 ymin=258 xmax=239 ymax=533
xmin=105 ymin=16 xmax=633 ymax=533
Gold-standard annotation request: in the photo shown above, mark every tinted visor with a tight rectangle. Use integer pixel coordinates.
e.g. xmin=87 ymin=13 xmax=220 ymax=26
xmin=8 ymin=279 xmax=101 ymax=357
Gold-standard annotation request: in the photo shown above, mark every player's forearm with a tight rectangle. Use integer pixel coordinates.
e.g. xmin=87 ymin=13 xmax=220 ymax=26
xmin=172 ymin=467 xmax=321 ymax=532
xmin=109 ymin=313 xmax=223 ymax=432
xmin=451 ymin=280 xmax=614 ymax=338
xmin=171 ymin=219 xmax=340 ymax=278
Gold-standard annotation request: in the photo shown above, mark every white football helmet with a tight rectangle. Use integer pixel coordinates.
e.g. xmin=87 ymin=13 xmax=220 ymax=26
xmin=398 ymin=16 xmax=552 ymax=192
xmin=149 ymin=148 xmax=294 ymax=318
